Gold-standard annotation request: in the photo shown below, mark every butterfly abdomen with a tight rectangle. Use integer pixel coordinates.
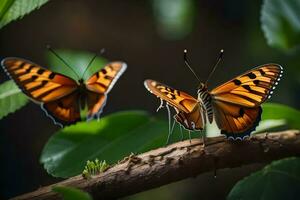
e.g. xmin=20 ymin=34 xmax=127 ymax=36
xmin=197 ymin=89 xmax=213 ymax=123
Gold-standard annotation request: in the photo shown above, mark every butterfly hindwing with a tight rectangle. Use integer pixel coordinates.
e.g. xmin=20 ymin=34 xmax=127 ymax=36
xmin=86 ymin=91 xmax=106 ymax=120
xmin=144 ymin=79 xmax=204 ymax=130
xmin=212 ymin=101 xmax=262 ymax=139
xmin=85 ymin=62 xmax=127 ymax=119
xmin=1 ymin=57 xmax=78 ymax=103
xmin=210 ymin=64 xmax=283 ymax=139
xmin=174 ymin=104 xmax=205 ymax=130
xmin=41 ymin=91 xmax=81 ymax=127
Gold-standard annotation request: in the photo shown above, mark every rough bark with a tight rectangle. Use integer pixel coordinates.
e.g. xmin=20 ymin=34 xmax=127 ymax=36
xmin=12 ymin=130 xmax=300 ymax=200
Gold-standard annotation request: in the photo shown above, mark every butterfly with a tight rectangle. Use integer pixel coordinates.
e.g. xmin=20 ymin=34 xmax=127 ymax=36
xmin=144 ymin=53 xmax=283 ymax=140
xmin=1 ymin=56 xmax=127 ymax=127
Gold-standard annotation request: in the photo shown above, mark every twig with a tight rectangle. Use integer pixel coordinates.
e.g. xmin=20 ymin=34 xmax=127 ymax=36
xmin=12 ymin=130 xmax=300 ymax=200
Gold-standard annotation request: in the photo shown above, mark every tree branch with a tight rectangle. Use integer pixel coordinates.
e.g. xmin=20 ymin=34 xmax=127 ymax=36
xmin=12 ymin=130 xmax=300 ymax=200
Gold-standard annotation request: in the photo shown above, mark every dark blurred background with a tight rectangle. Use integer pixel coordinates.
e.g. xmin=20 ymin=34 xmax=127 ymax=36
xmin=0 ymin=0 xmax=298 ymax=199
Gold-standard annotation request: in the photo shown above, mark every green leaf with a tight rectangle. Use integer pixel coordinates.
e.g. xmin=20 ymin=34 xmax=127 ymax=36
xmin=46 ymin=49 xmax=107 ymax=81
xmin=261 ymin=103 xmax=300 ymax=129
xmin=261 ymin=0 xmax=300 ymax=51
xmin=253 ymin=103 xmax=300 ymax=133
xmin=40 ymin=110 xmax=173 ymax=178
xmin=52 ymin=186 xmax=92 ymax=200
xmin=228 ymin=157 xmax=300 ymax=200
xmin=254 ymin=119 xmax=287 ymax=133
xmin=0 ymin=80 xmax=28 ymax=120
xmin=0 ymin=0 xmax=49 ymax=29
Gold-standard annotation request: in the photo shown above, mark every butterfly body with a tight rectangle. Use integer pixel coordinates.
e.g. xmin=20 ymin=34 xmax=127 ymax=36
xmin=77 ymin=79 xmax=92 ymax=105
xmin=144 ymin=63 xmax=283 ymax=140
xmin=2 ymin=57 xmax=127 ymax=127
xmin=197 ymin=83 xmax=213 ymax=123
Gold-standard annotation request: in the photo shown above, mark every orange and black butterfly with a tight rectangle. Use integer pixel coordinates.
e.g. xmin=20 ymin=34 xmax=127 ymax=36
xmin=1 ymin=55 xmax=127 ymax=127
xmin=144 ymin=50 xmax=283 ymax=140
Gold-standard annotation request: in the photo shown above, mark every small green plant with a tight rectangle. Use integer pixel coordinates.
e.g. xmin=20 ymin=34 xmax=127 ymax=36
xmin=82 ymin=159 xmax=110 ymax=179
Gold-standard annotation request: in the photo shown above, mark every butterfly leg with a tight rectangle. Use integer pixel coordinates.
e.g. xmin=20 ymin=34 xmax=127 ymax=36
xmin=197 ymin=130 xmax=206 ymax=147
xmin=156 ymin=98 xmax=164 ymax=112
xmin=97 ymin=113 xmax=101 ymax=122
xmin=188 ymin=130 xmax=191 ymax=143
xmin=166 ymin=119 xmax=176 ymax=145
xmin=202 ymin=134 xmax=206 ymax=147
xmin=180 ymin=125 xmax=184 ymax=141
xmin=165 ymin=103 xmax=172 ymax=145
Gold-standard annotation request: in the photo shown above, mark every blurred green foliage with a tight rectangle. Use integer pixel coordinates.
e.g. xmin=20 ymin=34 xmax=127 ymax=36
xmin=0 ymin=80 xmax=28 ymax=119
xmin=0 ymin=0 xmax=49 ymax=29
xmin=152 ymin=0 xmax=195 ymax=40
xmin=52 ymin=186 xmax=92 ymax=200
xmin=261 ymin=0 xmax=300 ymax=51
xmin=228 ymin=157 xmax=300 ymax=200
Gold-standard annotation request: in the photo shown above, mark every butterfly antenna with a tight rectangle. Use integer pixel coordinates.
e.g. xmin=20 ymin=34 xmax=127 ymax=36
xmin=46 ymin=45 xmax=80 ymax=79
xmin=183 ymin=49 xmax=201 ymax=82
xmin=82 ymin=48 xmax=106 ymax=79
xmin=205 ymin=49 xmax=224 ymax=85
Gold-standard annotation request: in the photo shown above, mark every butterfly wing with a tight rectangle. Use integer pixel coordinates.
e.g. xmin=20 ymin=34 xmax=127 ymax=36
xmin=1 ymin=57 xmax=78 ymax=102
xmin=144 ymin=79 xmax=199 ymax=113
xmin=211 ymin=64 xmax=283 ymax=107
xmin=212 ymin=101 xmax=262 ymax=139
xmin=144 ymin=79 xmax=204 ymax=130
xmin=85 ymin=62 xmax=127 ymax=120
xmin=173 ymin=105 xmax=205 ymax=130
xmin=41 ymin=91 xmax=81 ymax=127
xmin=1 ymin=57 xmax=79 ymax=126
xmin=210 ymin=64 xmax=283 ymax=139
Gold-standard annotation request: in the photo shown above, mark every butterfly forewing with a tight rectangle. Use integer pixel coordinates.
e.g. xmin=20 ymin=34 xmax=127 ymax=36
xmin=144 ymin=79 xmax=204 ymax=130
xmin=210 ymin=64 xmax=283 ymax=107
xmin=1 ymin=57 xmax=78 ymax=103
xmin=144 ymin=79 xmax=199 ymax=113
xmin=86 ymin=62 xmax=127 ymax=94
xmin=85 ymin=62 xmax=127 ymax=119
